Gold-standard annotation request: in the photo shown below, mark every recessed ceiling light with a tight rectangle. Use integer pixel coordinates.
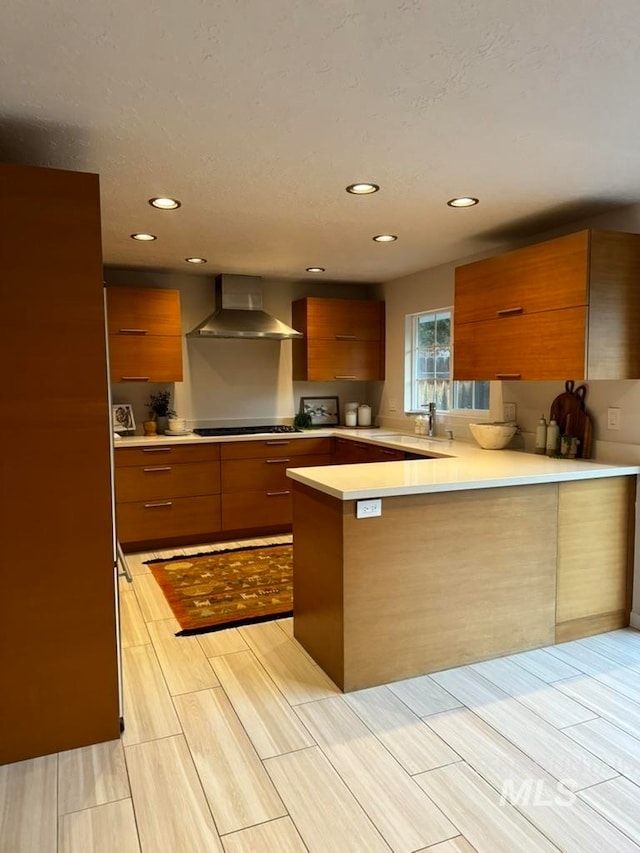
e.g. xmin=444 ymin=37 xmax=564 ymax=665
xmin=346 ymin=183 xmax=380 ymax=195
xmin=185 ymin=257 xmax=207 ymax=264
xmin=372 ymin=234 xmax=397 ymax=242
xmin=306 ymin=267 xmax=325 ymax=273
xmin=447 ymin=197 xmax=479 ymax=208
xmin=130 ymin=233 xmax=157 ymax=241
xmin=149 ymin=197 xmax=181 ymax=210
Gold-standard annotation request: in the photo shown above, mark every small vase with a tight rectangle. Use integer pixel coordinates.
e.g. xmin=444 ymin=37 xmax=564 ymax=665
xmin=143 ymin=420 xmax=157 ymax=436
xmin=156 ymin=415 xmax=169 ymax=434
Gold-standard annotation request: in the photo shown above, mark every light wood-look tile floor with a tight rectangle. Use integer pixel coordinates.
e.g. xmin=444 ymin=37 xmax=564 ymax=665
xmin=2 ymin=535 xmax=640 ymax=852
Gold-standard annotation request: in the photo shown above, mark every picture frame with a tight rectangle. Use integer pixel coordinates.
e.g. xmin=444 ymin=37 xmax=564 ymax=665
xmin=299 ymin=396 xmax=340 ymax=426
xmin=112 ymin=403 xmax=136 ymax=433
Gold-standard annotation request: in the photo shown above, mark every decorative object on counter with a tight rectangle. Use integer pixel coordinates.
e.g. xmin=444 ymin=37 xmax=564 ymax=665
xmin=166 ymin=417 xmax=190 ymax=435
xmin=142 ymin=419 xmax=157 ymax=436
xmin=293 ymin=410 xmax=313 ymax=429
xmin=357 ymin=404 xmax=372 ymax=426
xmin=345 ymin=409 xmax=357 ymax=427
xmin=415 ymin=414 xmax=427 ymax=435
xmin=560 ymin=434 xmax=579 ymax=459
xmin=549 ymin=380 xmax=593 ymax=458
xmin=545 ymin=418 xmax=560 ymax=456
xmin=145 ymin=539 xmax=293 ymax=635
xmin=343 ymin=401 xmax=359 ymax=425
xmin=469 ymin=421 xmax=518 ymax=450
xmin=146 ymin=389 xmax=176 ymax=434
xmin=535 ymin=415 xmax=548 ymax=454
xmin=299 ymin=395 xmax=340 ymax=426
xmin=112 ymin=403 xmax=136 ymax=434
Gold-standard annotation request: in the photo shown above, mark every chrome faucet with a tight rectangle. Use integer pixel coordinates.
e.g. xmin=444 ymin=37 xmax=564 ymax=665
xmin=427 ymin=402 xmax=436 ymax=437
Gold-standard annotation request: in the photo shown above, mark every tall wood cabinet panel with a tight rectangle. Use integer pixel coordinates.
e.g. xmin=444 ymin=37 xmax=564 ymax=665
xmin=0 ymin=163 xmax=119 ymax=764
xmin=292 ymin=297 xmax=385 ymax=381
xmin=453 ymin=230 xmax=640 ymax=381
xmin=106 ymin=286 xmax=183 ymax=382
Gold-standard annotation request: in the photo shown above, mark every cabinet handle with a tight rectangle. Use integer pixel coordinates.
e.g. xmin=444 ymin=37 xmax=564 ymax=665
xmin=144 ymin=501 xmax=173 ymax=508
xmin=496 ymin=373 xmax=522 ymax=380
xmin=335 ymin=334 xmax=357 ymax=340
xmin=267 ymin=490 xmax=291 ymax=497
xmin=120 ymin=376 xmax=150 ymax=381
xmin=334 ymin=375 xmax=357 ymax=380
xmin=496 ymin=307 xmax=523 ymax=317
xmin=266 ymin=440 xmax=290 ymax=446
xmin=379 ymin=449 xmax=398 ymax=456
xmin=143 ymin=466 xmax=172 ymax=472
xmin=118 ymin=328 xmax=148 ymax=334
xmin=142 ymin=447 xmax=172 ymax=453
xmin=266 ymin=458 xmax=291 ymax=463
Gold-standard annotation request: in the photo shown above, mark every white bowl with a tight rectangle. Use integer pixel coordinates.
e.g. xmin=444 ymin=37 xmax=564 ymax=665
xmin=469 ymin=422 xmax=517 ymax=450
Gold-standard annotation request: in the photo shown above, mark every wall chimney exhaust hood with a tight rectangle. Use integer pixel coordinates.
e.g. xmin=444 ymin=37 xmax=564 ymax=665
xmin=187 ymin=274 xmax=303 ymax=339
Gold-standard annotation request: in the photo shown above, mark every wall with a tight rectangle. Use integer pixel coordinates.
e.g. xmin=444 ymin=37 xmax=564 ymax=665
xmin=106 ymin=269 xmax=379 ymax=429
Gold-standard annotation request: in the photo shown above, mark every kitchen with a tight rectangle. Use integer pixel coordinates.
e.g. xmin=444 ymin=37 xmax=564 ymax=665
xmin=4 ymin=2 xmax=640 ymax=852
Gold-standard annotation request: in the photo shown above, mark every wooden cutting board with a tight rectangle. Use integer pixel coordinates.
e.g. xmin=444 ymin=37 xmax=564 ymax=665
xmin=549 ymin=380 xmax=593 ymax=458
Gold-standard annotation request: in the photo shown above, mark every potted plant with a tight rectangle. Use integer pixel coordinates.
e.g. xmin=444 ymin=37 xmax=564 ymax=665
xmin=145 ymin=390 xmax=176 ymax=435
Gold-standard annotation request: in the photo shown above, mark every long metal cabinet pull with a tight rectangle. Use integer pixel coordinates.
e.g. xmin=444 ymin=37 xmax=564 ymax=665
xmin=144 ymin=501 xmax=173 ymax=508
xmin=496 ymin=307 xmax=523 ymax=316
xmin=335 ymin=334 xmax=357 ymax=340
xmin=266 ymin=440 xmax=290 ymax=446
xmin=335 ymin=374 xmax=357 ymax=379
xmin=118 ymin=328 xmax=148 ymax=334
xmin=143 ymin=466 xmax=172 ymax=472
xmin=496 ymin=373 xmax=522 ymax=379
xmin=267 ymin=490 xmax=290 ymax=496
xmin=266 ymin=458 xmax=291 ymax=464
xmin=142 ymin=447 xmax=172 ymax=452
xmin=120 ymin=376 xmax=150 ymax=381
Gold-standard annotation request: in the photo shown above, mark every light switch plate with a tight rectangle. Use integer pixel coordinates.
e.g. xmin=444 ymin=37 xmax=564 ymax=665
xmin=503 ymin=402 xmax=517 ymax=422
xmin=356 ymin=499 xmax=382 ymax=518
xmin=607 ymin=407 xmax=621 ymax=430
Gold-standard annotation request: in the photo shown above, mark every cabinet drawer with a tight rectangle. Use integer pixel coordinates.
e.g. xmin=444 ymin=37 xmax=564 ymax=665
xmin=115 ymin=460 xmax=220 ymax=502
xmin=453 ymin=307 xmax=587 ymax=381
xmin=116 ymin=495 xmax=221 ymax=544
xmin=220 ymin=437 xmax=332 ymax=460
xmin=106 ymin=287 xmax=181 ymax=335
xmin=221 ymin=491 xmax=292 ymax=530
xmin=109 ymin=335 xmax=183 ymax=382
xmin=366 ymin=445 xmax=405 ymax=462
xmin=221 ymin=454 xmax=330 ymax=493
xmin=115 ymin=443 xmax=220 ymax=467
xmin=304 ymin=340 xmax=384 ymax=381
xmin=295 ymin=298 xmax=384 ymax=340
xmin=455 ymin=231 xmax=589 ymax=324
xmin=333 ymin=438 xmax=372 ymax=464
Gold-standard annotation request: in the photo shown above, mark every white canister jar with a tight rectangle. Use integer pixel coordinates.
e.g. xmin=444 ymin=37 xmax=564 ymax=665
xmin=344 ymin=402 xmax=359 ymax=425
xmin=345 ymin=410 xmax=357 ymax=427
xmin=357 ymin=404 xmax=372 ymax=427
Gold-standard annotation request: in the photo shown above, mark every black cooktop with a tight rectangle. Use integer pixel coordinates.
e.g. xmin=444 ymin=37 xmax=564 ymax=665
xmin=193 ymin=425 xmax=303 ymax=436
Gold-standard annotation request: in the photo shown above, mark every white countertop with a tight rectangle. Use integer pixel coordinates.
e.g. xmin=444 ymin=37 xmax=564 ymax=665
xmin=113 ymin=427 xmax=639 ymax=500
xmin=285 ymin=430 xmax=640 ymax=500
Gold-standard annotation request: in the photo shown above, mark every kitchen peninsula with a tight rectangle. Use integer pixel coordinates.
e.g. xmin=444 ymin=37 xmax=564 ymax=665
xmin=286 ymin=435 xmax=640 ymax=691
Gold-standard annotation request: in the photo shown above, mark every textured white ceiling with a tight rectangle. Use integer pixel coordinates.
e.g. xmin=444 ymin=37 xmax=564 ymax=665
xmin=2 ymin=0 xmax=640 ymax=282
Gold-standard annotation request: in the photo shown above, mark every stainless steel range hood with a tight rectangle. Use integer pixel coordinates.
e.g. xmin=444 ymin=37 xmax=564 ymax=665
xmin=187 ymin=274 xmax=303 ymax=339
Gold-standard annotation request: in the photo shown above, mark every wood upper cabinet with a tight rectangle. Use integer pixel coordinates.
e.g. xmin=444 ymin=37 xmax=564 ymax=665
xmin=454 ymin=229 xmax=640 ymax=381
xmin=292 ymin=297 xmax=385 ymax=381
xmin=106 ymin=286 xmax=183 ymax=382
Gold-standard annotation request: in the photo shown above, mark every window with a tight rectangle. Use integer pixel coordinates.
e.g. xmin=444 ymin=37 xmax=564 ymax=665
xmin=405 ymin=308 xmax=489 ymax=413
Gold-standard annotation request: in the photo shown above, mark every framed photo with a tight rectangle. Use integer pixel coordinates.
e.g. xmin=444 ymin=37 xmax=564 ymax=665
xmin=300 ymin=396 xmax=340 ymax=426
xmin=112 ymin=404 xmax=136 ymax=433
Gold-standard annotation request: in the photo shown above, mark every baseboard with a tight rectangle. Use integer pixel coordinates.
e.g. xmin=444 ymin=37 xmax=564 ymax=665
xmin=631 ymin=610 xmax=640 ymax=630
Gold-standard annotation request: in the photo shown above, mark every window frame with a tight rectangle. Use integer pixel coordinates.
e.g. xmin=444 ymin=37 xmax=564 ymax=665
xmin=404 ymin=306 xmax=490 ymax=416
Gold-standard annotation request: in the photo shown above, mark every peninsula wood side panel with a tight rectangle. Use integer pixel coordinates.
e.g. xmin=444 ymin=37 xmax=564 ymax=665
xmin=0 ymin=163 xmax=119 ymax=764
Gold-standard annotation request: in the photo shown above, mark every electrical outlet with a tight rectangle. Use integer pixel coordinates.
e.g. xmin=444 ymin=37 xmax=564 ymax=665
xmin=607 ymin=407 xmax=621 ymax=430
xmin=389 ymin=399 xmax=398 ymax=412
xmin=356 ymin=499 xmax=382 ymax=518
xmin=503 ymin=402 xmax=517 ymax=422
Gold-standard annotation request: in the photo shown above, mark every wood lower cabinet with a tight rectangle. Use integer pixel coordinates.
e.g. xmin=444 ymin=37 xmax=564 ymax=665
xmin=333 ymin=437 xmax=410 ymax=464
xmin=1 ymin=163 xmax=119 ymax=763
xmin=292 ymin=297 xmax=385 ymax=381
xmin=221 ymin=437 xmax=332 ymax=533
xmin=106 ymin=286 xmax=183 ymax=382
xmin=115 ymin=443 xmax=221 ymax=548
xmin=454 ymin=229 xmax=640 ymax=380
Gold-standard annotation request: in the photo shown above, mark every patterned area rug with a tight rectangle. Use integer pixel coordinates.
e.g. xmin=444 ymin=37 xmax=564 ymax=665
xmin=146 ymin=542 xmax=293 ymax=635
